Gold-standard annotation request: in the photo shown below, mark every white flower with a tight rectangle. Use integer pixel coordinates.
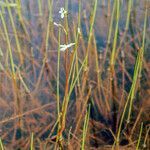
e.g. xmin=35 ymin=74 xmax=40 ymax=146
xmin=54 ymin=22 xmax=61 ymax=27
xmin=77 ymin=27 xmax=81 ymax=34
xmin=60 ymin=43 xmax=75 ymax=52
xmin=53 ymin=22 xmax=67 ymax=35
xmin=143 ymin=144 xmax=146 ymax=148
xmin=59 ymin=7 xmax=67 ymax=19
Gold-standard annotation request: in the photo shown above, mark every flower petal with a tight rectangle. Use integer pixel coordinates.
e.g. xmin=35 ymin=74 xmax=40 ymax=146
xmin=61 ymin=13 xmax=64 ymax=18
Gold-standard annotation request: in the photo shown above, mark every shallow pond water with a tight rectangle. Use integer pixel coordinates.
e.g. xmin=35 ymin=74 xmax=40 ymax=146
xmin=0 ymin=0 xmax=149 ymax=149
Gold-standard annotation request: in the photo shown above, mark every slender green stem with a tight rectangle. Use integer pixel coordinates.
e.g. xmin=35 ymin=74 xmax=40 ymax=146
xmin=81 ymin=105 xmax=90 ymax=150
xmin=5 ymin=0 xmax=23 ymax=64
xmin=110 ymin=0 xmax=120 ymax=67
xmin=15 ymin=0 xmax=29 ymax=39
xmin=30 ymin=132 xmax=34 ymax=150
xmin=85 ymin=0 xmax=98 ymax=66
xmin=104 ymin=0 xmax=116 ymax=62
xmin=115 ymin=6 xmax=148 ymax=146
xmin=75 ymin=0 xmax=81 ymax=86
xmin=127 ymin=6 xmax=148 ymax=122
xmin=57 ymin=27 xmax=61 ymax=116
xmin=38 ymin=0 xmax=42 ymax=16
xmin=115 ymin=0 xmax=133 ymax=58
xmin=0 ymin=11 xmax=15 ymax=78
xmin=0 ymin=138 xmax=4 ymax=150
xmin=136 ymin=122 xmax=143 ymax=150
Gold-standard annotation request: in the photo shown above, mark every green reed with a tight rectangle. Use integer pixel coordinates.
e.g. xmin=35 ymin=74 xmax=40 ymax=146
xmin=81 ymin=105 xmax=90 ymax=150
xmin=85 ymin=0 xmax=98 ymax=66
xmin=37 ymin=0 xmax=42 ymax=16
xmin=0 ymin=138 xmax=4 ymax=150
xmin=0 ymin=0 xmax=148 ymax=149
xmin=0 ymin=11 xmax=15 ymax=78
xmin=136 ymin=122 xmax=143 ymax=150
xmin=34 ymin=3 xmax=53 ymax=93
xmin=110 ymin=0 xmax=120 ymax=69
xmin=5 ymin=0 xmax=23 ymax=64
xmin=104 ymin=0 xmax=116 ymax=62
xmin=115 ymin=5 xmax=148 ymax=146
xmin=127 ymin=5 xmax=148 ymax=122
xmin=30 ymin=132 xmax=34 ymax=150
xmin=15 ymin=0 xmax=30 ymax=39
xmin=57 ymin=27 xmax=61 ymax=116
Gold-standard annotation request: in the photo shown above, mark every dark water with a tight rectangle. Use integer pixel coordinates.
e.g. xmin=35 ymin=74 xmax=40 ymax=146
xmin=0 ymin=0 xmax=149 ymax=147
xmin=0 ymin=0 xmax=149 ymax=114
xmin=18 ymin=0 xmax=149 ymax=54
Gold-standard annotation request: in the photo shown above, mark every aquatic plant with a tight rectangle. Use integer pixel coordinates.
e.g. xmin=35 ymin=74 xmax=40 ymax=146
xmin=0 ymin=0 xmax=149 ymax=149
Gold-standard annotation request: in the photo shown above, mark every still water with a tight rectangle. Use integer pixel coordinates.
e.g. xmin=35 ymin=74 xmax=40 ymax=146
xmin=0 ymin=0 xmax=149 ymax=148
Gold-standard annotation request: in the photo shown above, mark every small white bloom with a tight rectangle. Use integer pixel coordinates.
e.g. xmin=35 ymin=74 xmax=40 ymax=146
xmin=53 ymin=22 xmax=67 ymax=35
xmin=59 ymin=7 xmax=67 ymax=19
xmin=60 ymin=43 xmax=75 ymax=52
xmin=143 ymin=144 xmax=146 ymax=148
xmin=77 ymin=27 xmax=81 ymax=34
xmin=54 ymin=22 xmax=61 ymax=27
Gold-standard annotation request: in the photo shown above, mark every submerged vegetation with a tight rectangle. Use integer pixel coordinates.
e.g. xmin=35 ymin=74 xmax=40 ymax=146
xmin=0 ymin=0 xmax=149 ymax=149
